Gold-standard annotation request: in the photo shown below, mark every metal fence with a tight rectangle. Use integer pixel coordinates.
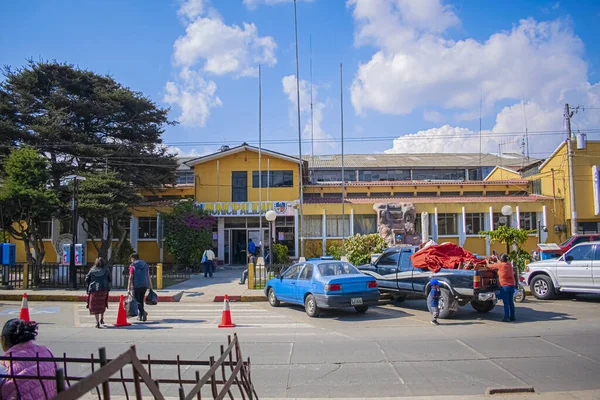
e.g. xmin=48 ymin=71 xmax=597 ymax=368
xmin=252 ymin=263 xmax=291 ymax=290
xmin=0 ymin=334 xmax=258 ymax=400
xmin=0 ymin=263 xmax=191 ymax=290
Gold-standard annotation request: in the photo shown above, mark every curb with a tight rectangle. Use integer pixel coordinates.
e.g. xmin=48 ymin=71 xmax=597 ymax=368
xmin=486 ymin=387 xmax=535 ymax=395
xmin=212 ymin=295 xmax=267 ymax=302
xmin=0 ymin=291 xmax=184 ymax=303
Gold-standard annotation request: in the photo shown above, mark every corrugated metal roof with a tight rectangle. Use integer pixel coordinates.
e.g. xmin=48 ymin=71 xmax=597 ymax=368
xmin=304 ymin=195 xmax=552 ymax=205
xmin=303 ymin=153 xmax=537 ymax=169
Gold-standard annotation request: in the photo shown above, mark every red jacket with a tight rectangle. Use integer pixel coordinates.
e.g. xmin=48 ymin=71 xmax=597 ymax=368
xmin=1 ymin=341 xmax=57 ymax=400
xmin=488 ymin=262 xmax=516 ymax=287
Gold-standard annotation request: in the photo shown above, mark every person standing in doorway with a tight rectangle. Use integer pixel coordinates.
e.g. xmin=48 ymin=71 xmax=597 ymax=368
xmin=487 ymin=254 xmax=516 ymax=322
xmin=128 ymin=253 xmax=152 ymax=322
xmin=248 ymin=239 xmax=256 ymax=262
xmin=202 ymin=247 xmax=216 ymax=278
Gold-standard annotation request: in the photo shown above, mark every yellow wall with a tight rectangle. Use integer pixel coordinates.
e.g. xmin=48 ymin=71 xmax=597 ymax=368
xmin=192 ymin=150 xmax=300 ymax=203
xmin=464 ymin=237 xmax=486 ymax=255
xmin=484 ymin=167 xmax=521 ymax=181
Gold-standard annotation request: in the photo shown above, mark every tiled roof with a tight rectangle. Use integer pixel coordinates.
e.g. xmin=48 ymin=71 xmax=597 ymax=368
xmin=304 ymin=195 xmax=552 ymax=204
xmin=303 ymin=153 xmax=538 ymax=169
xmin=306 ymin=179 xmax=529 ymax=187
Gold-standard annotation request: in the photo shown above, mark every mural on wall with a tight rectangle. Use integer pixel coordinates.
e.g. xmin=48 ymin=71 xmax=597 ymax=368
xmin=373 ymin=203 xmax=422 ymax=246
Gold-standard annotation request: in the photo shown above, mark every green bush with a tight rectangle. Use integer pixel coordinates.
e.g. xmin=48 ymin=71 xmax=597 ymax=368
xmin=327 ymin=234 xmax=387 ymax=265
xmin=115 ymin=239 xmax=134 ymax=264
xmin=272 ymin=243 xmax=290 ymax=264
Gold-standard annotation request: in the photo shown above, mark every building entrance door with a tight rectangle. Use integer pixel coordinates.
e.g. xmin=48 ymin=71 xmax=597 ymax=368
xmin=231 ymin=229 xmax=248 ymax=265
xmin=248 ymin=229 xmax=269 ymax=260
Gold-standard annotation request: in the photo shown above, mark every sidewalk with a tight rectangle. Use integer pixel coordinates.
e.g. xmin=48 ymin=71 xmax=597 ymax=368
xmin=0 ymin=267 xmax=267 ymax=303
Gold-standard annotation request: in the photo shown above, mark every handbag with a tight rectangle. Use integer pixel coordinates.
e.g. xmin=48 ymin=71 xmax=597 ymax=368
xmin=145 ymin=289 xmax=158 ymax=306
xmin=201 ymin=251 xmax=207 ymax=264
xmin=125 ymin=293 xmax=139 ymax=317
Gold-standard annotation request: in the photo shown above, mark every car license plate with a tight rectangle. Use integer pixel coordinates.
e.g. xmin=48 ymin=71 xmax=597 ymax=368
xmin=351 ymin=297 xmax=363 ymax=305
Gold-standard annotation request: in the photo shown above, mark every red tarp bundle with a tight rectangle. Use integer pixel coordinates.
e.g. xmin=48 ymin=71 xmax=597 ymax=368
xmin=410 ymin=242 xmax=485 ymax=273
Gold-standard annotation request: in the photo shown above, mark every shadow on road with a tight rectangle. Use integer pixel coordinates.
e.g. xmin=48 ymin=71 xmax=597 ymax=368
xmin=161 ymin=319 xmax=206 ymax=324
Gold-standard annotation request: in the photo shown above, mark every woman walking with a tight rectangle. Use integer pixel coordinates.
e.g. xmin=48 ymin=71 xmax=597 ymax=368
xmin=85 ymin=257 xmax=111 ymax=328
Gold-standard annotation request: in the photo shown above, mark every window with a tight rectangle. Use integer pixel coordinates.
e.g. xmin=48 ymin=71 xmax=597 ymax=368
xmin=358 ymin=169 xmax=410 ymax=181
xmin=138 ymin=217 xmax=157 ymax=239
xmin=439 ymin=192 xmax=460 ymax=197
xmin=176 ymin=170 xmax=194 ymax=185
xmin=318 ymin=262 xmax=360 ymax=276
xmin=416 ymin=192 xmax=437 ymax=197
xmin=326 ymin=215 xmax=350 ymax=237
xmin=572 ymin=236 xmax=591 ymax=246
xmin=493 ymin=213 xmax=511 ymax=230
xmin=414 ymin=213 xmax=422 ymax=234
xmin=519 ymin=212 xmax=536 ymax=231
xmin=412 ymin=169 xmax=465 ymax=180
xmin=39 ymin=220 xmax=52 ymax=239
xmin=463 ymin=191 xmax=483 ymax=197
xmin=303 ymin=215 xmax=322 ymax=237
xmin=313 ymin=170 xmax=355 ymax=182
xmin=399 ymin=252 xmax=413 ymax=271
xmin=377 ymin=252 xmax=400 ymax=266
xmin=565 ymin=244 xmax=594 ymax=261
xmin=346 ymin=192 xmax=368 ymax=198
xmin=438 ymin=213 xmax=458 ymax=235
xmin=577 ymin=222 xmax=600 ymax=234
xmin=354 ymin=215 xmax=377 ymax=235
xmin=595 ymin=245 xmax=600 ymax=261
xmin=252 ymin=170 xmax=294 ymax=188
xmin=468 ymin=169 xmax=482 ymax=181
xmin=486 ymin=191 xmax=507 ymax=197
xmin=59 ymin=218 xmax=73 ymax=235
xmin=282 ymin=264 xmax=302 ymax=279
xmin=465 ymin=213 xmax=484 ymax=235
xmin=393 ymin=192 xmax=413 ymax=197
xmin=531 ymin=179 xmax=542 ymax=195
xmin=299 ymin=264 xmax=314 ymax=280
xmin=116 ymin=218 xmax=131 ymax=240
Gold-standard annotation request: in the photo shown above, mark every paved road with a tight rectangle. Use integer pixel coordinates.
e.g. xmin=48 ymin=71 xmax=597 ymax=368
xmin=0 ymin=294 xmax=599 ymax=399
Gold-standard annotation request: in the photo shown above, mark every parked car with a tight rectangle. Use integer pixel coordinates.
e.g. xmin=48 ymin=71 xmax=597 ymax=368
xmin=265 ymin=259 xmax=380 ymax=317
xmin=359 ymin=246 xmax=500 ymax=319
xmin=558 ymin=234 xmax=600 ymax=253
xmin=521 ymin=241 xmax=600 ymax=300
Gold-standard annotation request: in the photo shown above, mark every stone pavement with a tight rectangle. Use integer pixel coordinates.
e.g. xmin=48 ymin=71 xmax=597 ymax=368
xmin=0 ymin=267 xmax=267 ymax=303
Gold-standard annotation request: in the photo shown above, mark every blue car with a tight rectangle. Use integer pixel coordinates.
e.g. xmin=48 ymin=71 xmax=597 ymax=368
xmin=265 ymin=259 xmax=380 ymax=317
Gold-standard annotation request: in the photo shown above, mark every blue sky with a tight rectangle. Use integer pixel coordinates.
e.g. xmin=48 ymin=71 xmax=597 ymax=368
xmin=2 ymin=0 xmax=600 ymax=158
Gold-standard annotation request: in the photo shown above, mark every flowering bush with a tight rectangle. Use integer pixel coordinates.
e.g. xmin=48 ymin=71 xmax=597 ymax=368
xmin=327 ymin=234 xmax=387 ymax=266
xmin=164 ymin=199 xmax=216 ymax=265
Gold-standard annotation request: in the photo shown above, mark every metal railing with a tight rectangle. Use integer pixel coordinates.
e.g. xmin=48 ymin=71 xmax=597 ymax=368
xmin=0 ymin=334 xmax=258 ymax=400
xmin=252 ymin=263 xmax=291 ymax=289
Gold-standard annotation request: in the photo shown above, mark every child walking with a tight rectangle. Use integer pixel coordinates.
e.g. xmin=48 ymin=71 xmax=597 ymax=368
xmin=429 ymin=279 xmax=441 ymax=325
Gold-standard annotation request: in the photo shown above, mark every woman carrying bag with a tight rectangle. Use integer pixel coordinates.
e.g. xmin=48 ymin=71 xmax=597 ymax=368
xmin=85 ymin=257 xmax=111 ymax=329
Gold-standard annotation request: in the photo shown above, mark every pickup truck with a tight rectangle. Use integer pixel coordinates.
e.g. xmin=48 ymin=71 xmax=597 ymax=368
xmin=359 ymin=246 xmax=500 ymax=318
xmin=521 ymin=241 xmax=600 ymax=300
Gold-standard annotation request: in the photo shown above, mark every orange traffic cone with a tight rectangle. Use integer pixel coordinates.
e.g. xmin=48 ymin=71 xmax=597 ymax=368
xmin=19 ymin=293 xmax=30 ymax=322
xmin=218 ymin=294 xmax=235 ymax=328
xmin=113 ymin=295 xmax=132 ymax=327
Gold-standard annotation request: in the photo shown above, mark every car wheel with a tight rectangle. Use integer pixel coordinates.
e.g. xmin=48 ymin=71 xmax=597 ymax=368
xmin=304 ymin=294 xmax=321 ymax=318
xmin=268 ymin=288 xmax=280 ymax=307
xmin=354 ymin=305 xmax=369 ymax=313
xmin=530 ymin=275 xmax=555 ymax=300
xmin=470 ymin=299 xmax=496 ymax=313
xmin=427 ymin=288 xmax=455 ymax=319
xmin=395 ymin=296 xmax=406 ymax=303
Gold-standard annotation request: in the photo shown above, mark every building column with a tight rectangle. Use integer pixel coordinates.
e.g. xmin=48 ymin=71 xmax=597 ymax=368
xmin=459 ymin=207 xmax=466 ymax=247
xmin=489 ymin=206 xmax=494 ymax=231
xmin=484 ymin=207 xmax=492 ymax=256
xmin=433 ymin=207 xmax=439 ymax=242
xmin=515 ymin=206 xmax=521 ymax=229
xmin=541 ymin=205 xmax=549 ymax=243
xmin=322 ymin=209 xmax=327 ymax=257
xmin=350 ymin=208 xmax=354 ymax=236
xmin=294 ymin=208 xmax=299 ymax=259
xmin=218 ymin=218 xmax=225 ymax=262
xmin=130 ymin=216 xmax=139 ymax=253
xmin=157 ymin=212 xmax=164 ymax=263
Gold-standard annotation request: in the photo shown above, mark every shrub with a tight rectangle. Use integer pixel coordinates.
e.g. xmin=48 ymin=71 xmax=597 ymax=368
xmin=272 ymin=243 xmax=290 ymax=264
xmin=327 ymin=234 xmax=387 ymax=265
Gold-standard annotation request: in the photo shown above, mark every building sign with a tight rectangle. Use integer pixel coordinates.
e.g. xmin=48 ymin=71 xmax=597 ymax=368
xmin=593 ymin=165 xmax=600 ymax=216
xmin=373 ymin=203 xmax=422 ymax=246
xmin=197 ymin=201 xmax=295 ymax=217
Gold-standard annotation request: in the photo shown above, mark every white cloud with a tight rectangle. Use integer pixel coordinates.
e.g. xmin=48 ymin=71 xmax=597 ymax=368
xmin=163 ymin=68 xmax=222 ymax=127
xmin=348 ymin=0 xmax=600 ymax=155
xmin=166 ymin=0 xmax=277 ymax=126
xmin=243 ymin=0 xmax=314 ymax=10
xmin=282 ymin=75 xmax=335 ymax=153
xmin=552 ymin=2 xmax=560 ymax=10
xmin=173 ymin=17 xmax=277 ymax=77
xmin=423 ymin=110 xmax=443 ymax=123
xmin=167 ymin=145 xmax=213 ymax=158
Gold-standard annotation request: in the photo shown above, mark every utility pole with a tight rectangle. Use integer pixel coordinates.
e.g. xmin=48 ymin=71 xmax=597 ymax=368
xmin=565 ymin=103 xmax=578 ymax=236
xmin=340 ymin=63 xmax=345 ymax=249
xmin=293 ymin=0 xmax=304 ymax=258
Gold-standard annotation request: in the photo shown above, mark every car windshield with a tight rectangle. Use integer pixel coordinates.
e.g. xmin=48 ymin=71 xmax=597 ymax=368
xmin=318 ymin=262 xmax=360 ymax=276
xmin=559 ymin=238 xmax=572 ymax=247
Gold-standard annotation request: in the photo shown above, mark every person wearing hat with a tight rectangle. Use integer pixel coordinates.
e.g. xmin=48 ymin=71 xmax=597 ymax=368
xmin=429 ymin=279 xmax=442 ymax=325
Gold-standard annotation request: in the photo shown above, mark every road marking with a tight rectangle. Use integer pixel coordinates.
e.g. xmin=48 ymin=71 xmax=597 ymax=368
xmin=0 ymin=307 xmax=60 ymax=316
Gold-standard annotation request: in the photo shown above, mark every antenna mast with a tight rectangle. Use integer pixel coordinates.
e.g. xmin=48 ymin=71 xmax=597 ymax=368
xmin=310 ymin=34 xmax=314 ymax=182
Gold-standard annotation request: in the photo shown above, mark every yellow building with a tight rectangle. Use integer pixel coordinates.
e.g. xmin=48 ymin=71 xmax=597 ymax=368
xmin=12 ymin=139 xmax=600 ymax=265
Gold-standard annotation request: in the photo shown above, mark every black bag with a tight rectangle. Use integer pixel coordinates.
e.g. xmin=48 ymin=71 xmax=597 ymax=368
xmin=145 ymin=289 xmax=158 ymax=306
xmin=125 ymin=294 xmax=139 ymax=317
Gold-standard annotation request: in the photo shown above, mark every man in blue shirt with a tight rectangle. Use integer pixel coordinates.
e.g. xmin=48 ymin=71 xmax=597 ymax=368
xmin=429 ymin=279 xmax=441 ymax=325
xmin=248 ymin=239 xmax=256 ymax=261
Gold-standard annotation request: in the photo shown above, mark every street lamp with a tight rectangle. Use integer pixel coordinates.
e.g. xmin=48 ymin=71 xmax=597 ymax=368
xmin=63 ymin=175 xmax=86 ymax=289
xmin=501 ymin=205 xmax=513 ymax=255
xmin=265 ymin=210 xmax=277 ymax=265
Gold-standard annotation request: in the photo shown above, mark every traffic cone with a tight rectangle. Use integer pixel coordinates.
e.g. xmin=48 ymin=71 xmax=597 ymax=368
xmin=19 ymin=293 xmax=30 ymax=322
xmin=113 ymin=295 xmax=131 ymax=327
xmin=218 ymin=294 xmax=235 ymax=328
